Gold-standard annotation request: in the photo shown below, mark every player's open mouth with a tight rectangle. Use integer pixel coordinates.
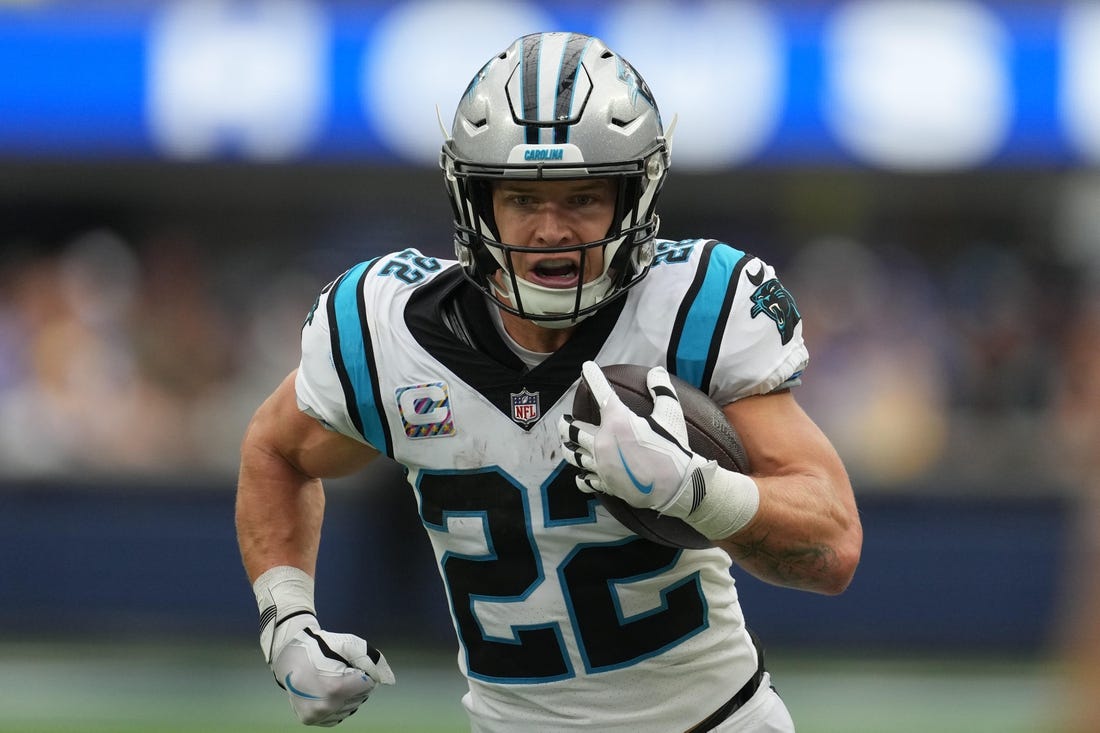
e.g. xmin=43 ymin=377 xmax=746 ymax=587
xmin=528 ymin=259 xmax=581 ymax=288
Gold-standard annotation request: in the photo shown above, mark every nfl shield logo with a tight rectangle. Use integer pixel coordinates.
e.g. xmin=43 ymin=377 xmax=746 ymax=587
xmin=510 ymin=389 xmax=540 ymax=426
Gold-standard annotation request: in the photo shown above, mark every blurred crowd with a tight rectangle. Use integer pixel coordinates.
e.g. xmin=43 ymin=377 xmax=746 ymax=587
xmin=0 ymin=174 xmax=1096 ymax=500
xmin=788 ymin=235 xmax=1077 ymax=494
xmin=0 ymin=227 xmax=324 ymax=480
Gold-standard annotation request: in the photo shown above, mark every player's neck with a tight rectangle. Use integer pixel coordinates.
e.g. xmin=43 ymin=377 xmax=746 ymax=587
xmin=498 ymin=307 xmax=575 ymax=354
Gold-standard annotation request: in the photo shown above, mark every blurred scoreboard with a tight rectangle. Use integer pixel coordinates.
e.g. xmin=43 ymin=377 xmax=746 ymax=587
xmin=0 ymin=0 xmax=1097 ymax=171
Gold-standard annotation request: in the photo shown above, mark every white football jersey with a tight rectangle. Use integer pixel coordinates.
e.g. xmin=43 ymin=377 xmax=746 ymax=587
xmin=295 ymin=240 xmax=808 ymax=733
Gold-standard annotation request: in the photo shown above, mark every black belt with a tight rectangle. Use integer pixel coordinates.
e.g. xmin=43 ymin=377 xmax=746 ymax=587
xmin=685 ymin=631 xmax=767 ymax=733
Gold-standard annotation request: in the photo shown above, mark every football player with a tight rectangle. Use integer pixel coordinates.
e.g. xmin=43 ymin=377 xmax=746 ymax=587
xmin=237 ymin=32 xmax=862 ymax=732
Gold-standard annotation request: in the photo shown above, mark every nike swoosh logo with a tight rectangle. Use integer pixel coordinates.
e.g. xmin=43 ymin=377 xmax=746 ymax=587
xmin=616 ymin=444 xmax=653 ymax=494
xmin=747 ymin=264 xmax=765 ymax=287
xmin=285 ymin=673 xmax=324 ymax=700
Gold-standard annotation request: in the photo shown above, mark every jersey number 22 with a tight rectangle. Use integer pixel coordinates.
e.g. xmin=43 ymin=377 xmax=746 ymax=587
xmin=417 ymin=466 xmax=708 ymax=683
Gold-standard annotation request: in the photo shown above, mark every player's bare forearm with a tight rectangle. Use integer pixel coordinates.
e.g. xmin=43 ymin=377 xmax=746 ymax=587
xmin=716 ymin=471 xmax=859 ymax=594
xmin=723 ymin=532 xmax=838 ymax=592
xmin=236 ymin=381 xmax=328 ymax=582
xmin=236 ymin=370 xmax=378 ymax=583
xmin=717 ymin=392 xmax=862 ymax=595
xmin=237 ymin=438 xmax=326 ymax=583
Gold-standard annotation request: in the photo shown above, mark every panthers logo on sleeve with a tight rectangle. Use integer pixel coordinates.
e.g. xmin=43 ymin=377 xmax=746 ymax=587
xmin=748 ymin=272 xmax=801 ymax=346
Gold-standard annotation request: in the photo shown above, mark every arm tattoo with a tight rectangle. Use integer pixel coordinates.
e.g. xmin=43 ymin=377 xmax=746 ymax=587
xmin=724 ymin=529 xmax=837 ymax=589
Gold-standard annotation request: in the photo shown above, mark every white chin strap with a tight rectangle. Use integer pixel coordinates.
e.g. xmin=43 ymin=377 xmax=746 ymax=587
xmin=490 ymin=271 xmax=613 ymax=329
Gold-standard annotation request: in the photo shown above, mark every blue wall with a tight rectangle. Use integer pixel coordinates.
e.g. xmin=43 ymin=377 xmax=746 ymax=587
xmin=0 ymin=462 xmax=1071 ymax=654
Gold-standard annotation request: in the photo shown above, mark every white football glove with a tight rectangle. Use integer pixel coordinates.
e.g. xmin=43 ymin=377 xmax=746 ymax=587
xmin=559 ymin=361 xmax=760 ymax=540
xmin=255 ymin=566 xmax=394 ymax=727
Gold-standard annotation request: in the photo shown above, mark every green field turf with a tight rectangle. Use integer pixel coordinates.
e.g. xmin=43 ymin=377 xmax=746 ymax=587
xmin=0 ymin=640 xmax=1060 ymax=733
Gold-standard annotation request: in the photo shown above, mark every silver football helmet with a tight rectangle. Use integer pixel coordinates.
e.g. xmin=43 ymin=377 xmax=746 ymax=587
xmin=441 ymin=32 xmax=671 ymax=327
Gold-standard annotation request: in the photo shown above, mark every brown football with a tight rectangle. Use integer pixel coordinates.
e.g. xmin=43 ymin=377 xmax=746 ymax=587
xmin=570 ymin=363 xmax=751 ymax=549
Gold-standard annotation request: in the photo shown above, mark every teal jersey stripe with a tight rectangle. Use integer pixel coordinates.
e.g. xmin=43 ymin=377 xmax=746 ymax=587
xmin=329 ymin=259 xmax=389 ymax=453
xmin=673 ymin=244 xmax=746 ymax=390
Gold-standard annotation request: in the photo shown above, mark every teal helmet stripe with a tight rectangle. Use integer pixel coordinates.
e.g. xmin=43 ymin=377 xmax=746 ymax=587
xmin=553 ymin=34 xmax=593 ymax=144
xmin=668 ymin=242 xmax=749 ymax=392
xmin=518 ymin=32 xmax=594 ymax=146
xmin=520 ymin=33 xmax=541 ymax=144
xmin=328 ymin=258 xmax=392 ymax=454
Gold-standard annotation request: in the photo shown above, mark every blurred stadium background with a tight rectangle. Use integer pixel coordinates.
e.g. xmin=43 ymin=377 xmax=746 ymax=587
xmin=2 ymin=1 xmax=1100 ymax=731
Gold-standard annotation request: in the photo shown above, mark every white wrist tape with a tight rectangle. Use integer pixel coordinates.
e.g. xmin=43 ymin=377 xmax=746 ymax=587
xmin=254 ymin=565 xmax=316 ymax=663
xmin=682 ymin=462 xmax=760 ymax=540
